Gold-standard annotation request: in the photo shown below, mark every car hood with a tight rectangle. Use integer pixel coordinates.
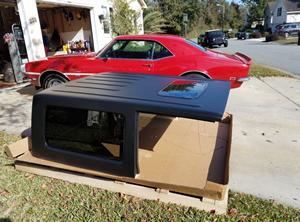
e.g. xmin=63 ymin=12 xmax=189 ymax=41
xmin=46 ymin=52 xmax=97 ymax=60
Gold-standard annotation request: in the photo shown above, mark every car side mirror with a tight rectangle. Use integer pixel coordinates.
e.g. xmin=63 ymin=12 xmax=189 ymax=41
xmin=103 ymin=55 xmax=108 ymax=62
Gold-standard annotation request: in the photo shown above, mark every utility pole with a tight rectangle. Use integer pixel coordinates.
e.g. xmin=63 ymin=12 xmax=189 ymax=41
xmin=183 ymin=13 xmax=188 ymax=38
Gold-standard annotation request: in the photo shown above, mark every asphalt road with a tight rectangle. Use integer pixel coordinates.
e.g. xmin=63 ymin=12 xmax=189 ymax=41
xmin=207 ymin=38 xmax=300 ymax=78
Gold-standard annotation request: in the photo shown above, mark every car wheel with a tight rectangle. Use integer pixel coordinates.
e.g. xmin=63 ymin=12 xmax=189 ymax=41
xmin=284 ymin=32 xmax=289 ymax=38
xmin=43 ymin=74 xmax=68 ymax=89
xmin=224 ymin=42 xmax=228 ymax=47
xmin=184 ymin=73 xmax=208 ymax=79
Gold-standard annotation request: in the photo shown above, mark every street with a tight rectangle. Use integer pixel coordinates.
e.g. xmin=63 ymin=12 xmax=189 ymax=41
xmin=210 ymin=38 xmax=300 ymax=78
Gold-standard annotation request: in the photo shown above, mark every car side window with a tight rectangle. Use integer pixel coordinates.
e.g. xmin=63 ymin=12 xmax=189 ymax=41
xmin=283 ymin=25 xmax=290 ymax=28
xmin=102 ymin=40 xmax=154 ymax=60
xmin=153 ymin=43 xmax=172 ymax=59
xmin=291 ymin=25 xmax=296 ymax=28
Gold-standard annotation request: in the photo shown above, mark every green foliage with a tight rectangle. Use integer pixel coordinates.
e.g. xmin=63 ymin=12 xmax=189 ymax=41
xmin=241 ymin=0 xmax=271 ymax=26
xmin=154 ymin=0 xmax=202 ymax=36
xmin=143 ymin=1 xmax=169 ymax=34
xmin=110 ymin=0 xmax=142 ymax=36
xmin=262 ymin=31 xmax=269 ymax=37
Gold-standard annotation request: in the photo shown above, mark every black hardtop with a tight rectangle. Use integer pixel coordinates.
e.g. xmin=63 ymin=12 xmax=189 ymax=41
xmin=35 ymin=72 xmax=231 ymax=122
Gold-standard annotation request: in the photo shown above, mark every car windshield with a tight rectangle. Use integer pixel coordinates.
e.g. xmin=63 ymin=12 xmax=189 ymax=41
xmin=208 ymin=31 xmax=223 ymax=36
xmin=185 ymin=39 xmax=207 ymax=52
xmin=94 ymin=42 xmax=111 ymax=57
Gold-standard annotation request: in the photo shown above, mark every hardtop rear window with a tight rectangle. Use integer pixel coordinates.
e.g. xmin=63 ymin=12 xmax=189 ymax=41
xmin=185 ymin=39 xmax=207 ymax=52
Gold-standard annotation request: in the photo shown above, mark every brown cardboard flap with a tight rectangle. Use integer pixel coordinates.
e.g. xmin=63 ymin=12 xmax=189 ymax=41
xmin=4 ymin=137 xmax=30 ymax=159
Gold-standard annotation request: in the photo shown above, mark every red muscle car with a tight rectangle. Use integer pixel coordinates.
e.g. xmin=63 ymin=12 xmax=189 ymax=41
xmin=21 ymin=34 xmax=251 ymax=89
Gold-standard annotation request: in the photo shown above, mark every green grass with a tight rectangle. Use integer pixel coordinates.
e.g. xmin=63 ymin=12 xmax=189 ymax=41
xmin=1 ymin=131 xmax=300 ymax=221
xmin=249 ymin=63 xmax=293 ymax=78
xmin=274 ymin=37 xmax=298 ymax=44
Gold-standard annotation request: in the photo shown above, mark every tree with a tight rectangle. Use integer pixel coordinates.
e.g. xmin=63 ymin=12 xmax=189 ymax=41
xmin=241 ymin=0 xmax=273 ymax=27
xmin=143 ymin=0 xmax=169 ymax=34
xmin=154 ymin=0 xmax=202 ymax=36
xmin=110 ymin=0 xmax=142 ymax=36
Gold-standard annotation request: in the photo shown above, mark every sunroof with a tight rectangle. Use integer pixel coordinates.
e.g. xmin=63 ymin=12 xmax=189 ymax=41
xmin=158 ymin=80 xmax=207 ymax=99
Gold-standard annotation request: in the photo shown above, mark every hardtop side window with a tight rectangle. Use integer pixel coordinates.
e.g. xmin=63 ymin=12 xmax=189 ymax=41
xmin=45 ymin=106 xmax=124 ymax=160
xmin=101 ymin=40 xmax=154 ymax=59
xmin=153 ymin=42 xmax=172 ymax=59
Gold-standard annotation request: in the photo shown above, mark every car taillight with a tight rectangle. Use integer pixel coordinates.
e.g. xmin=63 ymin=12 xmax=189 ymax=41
xmin=278 ymin=29 xmax=282 ymax=32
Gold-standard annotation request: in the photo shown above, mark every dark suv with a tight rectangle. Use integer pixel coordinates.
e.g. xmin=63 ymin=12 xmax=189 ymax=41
xmin=198 ymin=30 xmax=228 ymax=48
xmin=275 ymin=23 xmax=300 ymax=38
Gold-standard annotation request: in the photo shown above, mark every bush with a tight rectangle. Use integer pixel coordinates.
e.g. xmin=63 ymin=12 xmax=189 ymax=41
xmin=262 ymin=31 xmax=269 ymax=37
xmin=251 ymin=32 xmax=262 ymax=38
xmin=228 ymin=32 xmax=235 ymax=38
xmin=266 ymin=33 xmax=279 ymax=42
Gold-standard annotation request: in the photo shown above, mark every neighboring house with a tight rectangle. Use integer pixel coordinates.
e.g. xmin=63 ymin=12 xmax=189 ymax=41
xmin=264 ymin=1 xmax=276 ymax=31
xmin=267 ymin=0 xmax=300 ymax=33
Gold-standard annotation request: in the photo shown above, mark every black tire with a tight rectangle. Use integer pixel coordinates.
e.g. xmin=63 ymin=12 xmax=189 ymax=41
xmin=284 ymin=32 xmax=289 ymax=38
xmin=224 ymin=42 xmax=228 ymax=47
xmin=184 ymin=73 xmax=208 ymax=79
xmin=43 ymin=74 xmax=68 ymax=89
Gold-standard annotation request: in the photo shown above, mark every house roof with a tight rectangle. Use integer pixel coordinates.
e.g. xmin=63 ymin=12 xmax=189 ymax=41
xmin=282 ymin=0 xmax=300 ymax=12
xmin=268 ymin=1 xmax=276 ymax=12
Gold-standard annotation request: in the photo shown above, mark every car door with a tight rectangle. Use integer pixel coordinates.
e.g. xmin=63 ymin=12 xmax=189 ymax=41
xmin=290 ymin=25 xmax=297 ymax=36
xmin=92 ymin=40 xmax=154 ymax=75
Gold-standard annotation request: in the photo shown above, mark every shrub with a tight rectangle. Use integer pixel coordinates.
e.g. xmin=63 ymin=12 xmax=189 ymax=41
xmin=228 ymin=32 xmax=235 ymax=38
xmin=252 ymin=32 xmax=262 ymax=38
xmin=262 ymin=31 xmax=269 ymax=37
xmin=266 ymin=33 xmax=279 ymax=42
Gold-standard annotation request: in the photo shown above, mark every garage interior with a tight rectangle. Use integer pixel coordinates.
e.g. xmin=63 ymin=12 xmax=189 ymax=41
xmin=0 ymin=0 xmax=93 ymax=86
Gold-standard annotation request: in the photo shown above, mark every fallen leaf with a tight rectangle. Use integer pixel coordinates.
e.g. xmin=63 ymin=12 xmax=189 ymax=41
xmin=41 ymin=184 xmax=46 ymax=189
xmin=102 ymin=196 xmax=106 ymax=199
xmin=133 ymin=211 xmax=138 ymax=214
xmin=27 ymin=174 xmax=36 ymax=179
xmin=292 ymin=140 xmax=297 ymax=142
xmin=0 ymin=190 xmax=10 ymax=195
xmin=131 ymin=199 xmax=138 ymax=203
xmin=123 ymin=215 xmax=129 ymax=219
xmin=270 ymin=199 xmax=275 ymax=202
xmin=51 ymin=179 xmax=56 ymax=183
xmin=229 ymin=208 xmax=237 ymax=214
xmin=47 ymin=189 xmax=52 ymax=195
xmin=176 ymin=206 xmax=180 ymax=210
xmin=168 ymin=208 xmax=173 ymax=214
xmin=42 ymin=216 xmax=46 ymax=219
xmin=148 ymin=213 xmax=154 ymax=218
xmin=59 ymin=193 xmax=64 ymax=197
xmin=213 ymin=217 xmax=218 ymax=222
xmin=210 ymin=209 xmax=216 ymax=214
xmin=120 ymin=192 xmax=124 ymax=199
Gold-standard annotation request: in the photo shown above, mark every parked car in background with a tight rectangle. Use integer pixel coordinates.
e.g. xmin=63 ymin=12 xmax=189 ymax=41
xmin=21 ymin=34 xmax=251 ymax=90
xmin=274 ymin=23 xmax=300 ymax=38
xmin=199 ymin=30 xmax=228 ymax=48
xmin=197 ymin=33 xmax=205 ymax=44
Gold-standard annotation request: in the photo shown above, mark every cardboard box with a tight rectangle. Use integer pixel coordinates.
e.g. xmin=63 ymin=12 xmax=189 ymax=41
xmin=6 ymin=112 xmax=232 ymax=201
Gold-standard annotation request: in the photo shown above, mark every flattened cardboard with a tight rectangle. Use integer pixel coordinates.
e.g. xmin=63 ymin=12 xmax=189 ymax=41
xmin=7 ymin=113 xmax=232 ymax=201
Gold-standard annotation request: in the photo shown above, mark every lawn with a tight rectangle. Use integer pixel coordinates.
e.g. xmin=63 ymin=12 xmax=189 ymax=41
xmin=1 ymin=130 xmax=300 ymax=221
xmin=249 ymin=63 xmax=293 ymax=78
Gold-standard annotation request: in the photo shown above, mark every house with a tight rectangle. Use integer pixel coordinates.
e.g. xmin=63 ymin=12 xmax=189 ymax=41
xmin=265 ymin=0 xmax=300 ymax=33
xmin=0 ymin=0 xmax=146 ymax=64
xmin=264 ymin=1 xmax=276 ymax=31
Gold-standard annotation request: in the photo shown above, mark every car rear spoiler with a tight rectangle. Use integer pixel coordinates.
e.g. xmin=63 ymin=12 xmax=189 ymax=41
xmin=234 ymin=52 xmax=252 ymax=65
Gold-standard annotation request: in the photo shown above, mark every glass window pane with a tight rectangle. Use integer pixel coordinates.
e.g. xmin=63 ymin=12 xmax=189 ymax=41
xmin=45 ymin=106 xmax=124 ymax=160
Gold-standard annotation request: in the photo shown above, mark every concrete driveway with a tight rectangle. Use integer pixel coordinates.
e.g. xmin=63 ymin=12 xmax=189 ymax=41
xmin=0 ymin=77 xmax=300 ymax=208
